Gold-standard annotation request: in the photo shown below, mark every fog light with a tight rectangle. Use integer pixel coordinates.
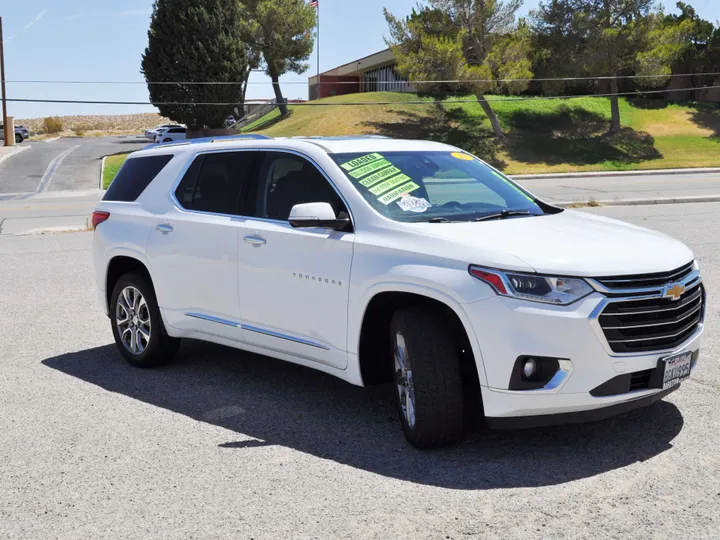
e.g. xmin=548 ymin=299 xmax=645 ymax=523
xmin=523 ymin=358 xmax=537 ymax=379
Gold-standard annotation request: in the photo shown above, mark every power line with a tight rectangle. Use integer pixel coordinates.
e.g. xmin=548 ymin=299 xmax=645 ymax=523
xmin=5 ymin=71 xmax=720 ymax=86
xmin=7 ymin=84 xmax=720 ymax=107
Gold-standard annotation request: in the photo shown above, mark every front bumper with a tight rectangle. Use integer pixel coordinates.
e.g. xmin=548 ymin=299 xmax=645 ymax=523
xmin=462 ymin=293 xmax=702 ymax=420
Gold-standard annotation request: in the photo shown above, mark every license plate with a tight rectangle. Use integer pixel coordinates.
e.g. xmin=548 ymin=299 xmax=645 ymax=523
xmin=659 ymin=351 xmax=692 ymax=389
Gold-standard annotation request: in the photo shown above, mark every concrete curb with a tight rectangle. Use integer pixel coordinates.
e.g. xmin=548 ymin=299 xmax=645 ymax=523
xmin=43 ymin=137 xmax=61 ymax=143
xmin=555 ymin=195 xmax=720 ymax=208
xmin=512 ymin=167 xmax=720 ymax=181
xmin=0 ymin=144 xmax=30 ymax=168
xmin=14 ymin=225 xmax=89 ymax=236
xmin=99 ymin=156 xmax=107 ymax=190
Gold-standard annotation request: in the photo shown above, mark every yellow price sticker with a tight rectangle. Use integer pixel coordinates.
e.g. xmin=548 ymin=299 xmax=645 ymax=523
xmin=450 ymin=152 xmax=474 ymax=161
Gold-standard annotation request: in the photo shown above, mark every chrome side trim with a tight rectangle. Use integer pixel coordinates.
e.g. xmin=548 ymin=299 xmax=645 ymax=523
xmin=185 ymin=312 xmax=240 ymax=328
xmin=240 ymin=323 xmax=331 ymax=350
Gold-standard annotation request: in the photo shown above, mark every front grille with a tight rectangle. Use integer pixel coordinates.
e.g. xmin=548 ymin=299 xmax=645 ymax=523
xmin=629 ymin=369 xmax=653 ymax=391
xmin=595 ymin=262 xmax=694 ymax=290
xmin=598 ymin=281 xmax=704 ymax=353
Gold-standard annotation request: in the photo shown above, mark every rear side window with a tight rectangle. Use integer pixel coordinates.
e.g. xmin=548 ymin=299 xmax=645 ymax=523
xmin=174 ymin=151 xmax=257 ymax=215
xmin=103 ymin=155 xmax=173 ymax=202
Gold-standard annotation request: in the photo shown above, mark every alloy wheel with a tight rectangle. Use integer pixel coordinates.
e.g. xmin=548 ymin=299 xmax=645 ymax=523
xmin=394 ymin=331 xmax=416 ymax=428
xmin=116 ymin=286 xmax=151 ymax=355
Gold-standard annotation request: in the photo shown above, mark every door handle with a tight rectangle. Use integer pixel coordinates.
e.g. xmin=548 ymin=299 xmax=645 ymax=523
xmin=156 ymin=224 xmax=173 ymax=234
xmin=243 ymin=235 xmax=266 ymax=246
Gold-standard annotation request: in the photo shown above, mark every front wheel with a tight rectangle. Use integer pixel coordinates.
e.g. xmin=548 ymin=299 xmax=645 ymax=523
xmin=110 ymin=273 xmax=180 ymax=367
xmin=162 ymin=138 xmax=172 ymax=143
xmin=390 ymin=308 xmax=465 ymax=448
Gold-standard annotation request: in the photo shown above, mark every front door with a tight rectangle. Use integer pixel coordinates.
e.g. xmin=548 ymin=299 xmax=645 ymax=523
xmin=236 ymin=151 xmax=354 ymax=369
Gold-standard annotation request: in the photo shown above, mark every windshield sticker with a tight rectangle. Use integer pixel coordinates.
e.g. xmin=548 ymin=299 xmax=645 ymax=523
xmin=397 ymin=196 xmax=431 ymax=213
xmin=450 ymin=152 xmax=474 ymax=161
xmin=359 ymin=166 xmax=402 ymax=187
xmin=348 ymin=159 xmax=392 ymax=179
xmin=378 ymin=182 xmax=420 ymax=205
xmin=490 ymin=171 xmax=535 ymax=202
xmin=369 ymin=174 xmax=412 ymax=195
xmin=340 ymin=153 xmax=384 ymax=171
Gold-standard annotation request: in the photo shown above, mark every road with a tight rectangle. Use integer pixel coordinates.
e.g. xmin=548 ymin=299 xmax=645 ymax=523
xmin=0 ymin=137 xmax=146 ymax=195
xmin=0 ymin=203 xmax=717 ymax=539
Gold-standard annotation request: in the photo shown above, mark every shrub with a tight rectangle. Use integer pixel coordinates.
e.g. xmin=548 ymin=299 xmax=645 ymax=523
xmin=42 ymin=117 xmax=64 ymax=134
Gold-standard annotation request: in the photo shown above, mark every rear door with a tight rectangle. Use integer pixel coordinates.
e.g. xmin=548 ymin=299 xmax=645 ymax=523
xmin=145 ymin=150 xmax=259 ymax=341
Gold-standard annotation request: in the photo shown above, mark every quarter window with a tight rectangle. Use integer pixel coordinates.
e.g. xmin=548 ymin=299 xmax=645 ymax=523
xmin=251 ymin=152 xmax=347 ymax=220
xmin=103 ymin=155 xmax=174 ymax=202
xmin=174 ymin=151 xmax=256 ymax=215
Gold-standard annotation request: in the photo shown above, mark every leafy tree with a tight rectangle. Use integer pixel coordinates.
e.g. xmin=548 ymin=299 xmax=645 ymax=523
xmin=533 ymin=0 xmax=692 ymax=133
xmin=141 ymin=0 xmax=249 ymax=130
xmin=664 ymin=2 xmax=720 ymax=74
xmin=240 ymin=0 xmax=316 ymax=116
xmin=385 ymin=2 xmax=533 ymax=138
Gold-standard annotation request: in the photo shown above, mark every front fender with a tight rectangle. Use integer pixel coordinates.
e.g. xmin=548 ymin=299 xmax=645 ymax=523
xmin=348 ymin=278 xmax=490 ymax=386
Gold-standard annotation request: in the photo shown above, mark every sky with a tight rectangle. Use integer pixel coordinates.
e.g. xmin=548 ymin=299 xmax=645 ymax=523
xmin=2 ymin=0 xmax=719 ymax=119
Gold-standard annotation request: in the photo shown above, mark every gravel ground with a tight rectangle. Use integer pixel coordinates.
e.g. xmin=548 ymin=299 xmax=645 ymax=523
xmin=0 ymin=204 xmax=718 ymax=539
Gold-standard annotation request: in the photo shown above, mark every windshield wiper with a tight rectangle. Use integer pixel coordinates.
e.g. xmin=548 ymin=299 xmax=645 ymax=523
xmin=474 ymin=210 xmax=534 ymax=222
xmin=427 ymin=216 xmax=452 ymax=223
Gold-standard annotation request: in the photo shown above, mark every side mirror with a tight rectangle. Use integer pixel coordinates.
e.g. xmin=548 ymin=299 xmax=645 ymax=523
xmin=288 ymin=202 xmax=351 ymax=231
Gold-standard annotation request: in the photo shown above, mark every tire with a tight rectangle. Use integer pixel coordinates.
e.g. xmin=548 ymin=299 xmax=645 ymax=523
xmin=110 ymin=272 xmax=180 ymax=368
xmin=15 ymin=134 xmax=22 ymax=144
xmin=162 ymin=138 xmax=172 ymax=143
xmin=390 ymin=308 xmax=465 ymax=448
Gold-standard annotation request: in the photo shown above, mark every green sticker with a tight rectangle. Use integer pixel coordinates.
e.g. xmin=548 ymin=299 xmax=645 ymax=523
xmin=348 ymin=159 xmax=392 ymax=179
xmin=378 ymin=182 xmax=420 ymax=205
xmin=340 ymin=153 xmax=384 ymax=171
xmin=369 ymin=174 xmax=412 ymax=195
xmin=359 ymin=166 xmax=402 ymax=187
xmin=491 ymin=171 xmax=534 ymax=201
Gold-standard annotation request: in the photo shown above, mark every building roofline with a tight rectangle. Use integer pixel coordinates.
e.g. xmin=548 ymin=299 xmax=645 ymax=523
xmin=309 ymin=48 xmax=393 ymax=83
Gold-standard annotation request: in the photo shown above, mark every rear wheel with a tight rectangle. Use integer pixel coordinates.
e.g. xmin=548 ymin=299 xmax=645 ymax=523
xmin=390 ymin=308 xmax=465 ymax=448
xmin=110 ymin=273 xmax=180 ymax=367
xmin=15 ymin=134 xmax=22 ymax=143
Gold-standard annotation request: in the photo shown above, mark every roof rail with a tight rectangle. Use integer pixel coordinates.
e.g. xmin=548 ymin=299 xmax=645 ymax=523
xmin=290 ymin=135 xmax=392 ymax=140
xmin=143 ymin=133 xmax=272 ymax=150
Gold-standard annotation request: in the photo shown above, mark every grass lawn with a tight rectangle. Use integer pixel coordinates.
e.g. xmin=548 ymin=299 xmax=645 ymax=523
xmin=103 ymin=153 xmax=130 ymax=189
xmin=243 ymin=92 xmax=720 ymax=174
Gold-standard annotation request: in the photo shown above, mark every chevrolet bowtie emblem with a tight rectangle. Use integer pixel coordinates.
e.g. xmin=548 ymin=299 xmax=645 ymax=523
xmin=664 ymin=283 xmax=685 ymax=301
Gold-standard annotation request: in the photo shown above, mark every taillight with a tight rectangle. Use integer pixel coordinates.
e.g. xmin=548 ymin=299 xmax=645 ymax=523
xmin=469 ymin=266 xmax=508 ymax=295
xmin=91 ymin=211 xmax=110 ymax=230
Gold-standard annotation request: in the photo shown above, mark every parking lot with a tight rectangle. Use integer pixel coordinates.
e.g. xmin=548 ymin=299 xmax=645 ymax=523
xmin=0 ymin=202 xmax=717 ymax=539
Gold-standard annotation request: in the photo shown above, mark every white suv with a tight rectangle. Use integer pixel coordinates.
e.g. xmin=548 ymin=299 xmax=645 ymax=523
xmin=92 ymin=136 xmax=704 ymax=447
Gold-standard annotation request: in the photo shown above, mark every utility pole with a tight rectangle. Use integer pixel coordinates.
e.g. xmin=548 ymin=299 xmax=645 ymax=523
xmin=0 ymin=17 xmax=8 ymax=146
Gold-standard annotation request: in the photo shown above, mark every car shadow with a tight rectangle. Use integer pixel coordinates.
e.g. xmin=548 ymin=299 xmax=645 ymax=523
xmin=42 ymin=341 xmax=684 ymax=490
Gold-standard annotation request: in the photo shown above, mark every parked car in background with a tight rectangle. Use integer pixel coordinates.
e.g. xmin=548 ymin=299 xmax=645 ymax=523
xmin=154 ymin=127 xmax=187 ymax=143
xmin=91 ymin=136 xmax=704 ymax=448
xmin=0 ymin=125 xmax=28 ymax=144
xmin=145 ymin=124 xmax=184 ymax=140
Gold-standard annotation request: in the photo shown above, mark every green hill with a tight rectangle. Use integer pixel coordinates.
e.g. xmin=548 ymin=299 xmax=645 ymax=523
xmin=243 ymin=92 xmax=720 ymax=174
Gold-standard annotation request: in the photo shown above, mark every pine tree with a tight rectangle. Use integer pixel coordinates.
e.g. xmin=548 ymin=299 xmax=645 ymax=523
xmin=141 ymin=0 xmax=249 ymax=130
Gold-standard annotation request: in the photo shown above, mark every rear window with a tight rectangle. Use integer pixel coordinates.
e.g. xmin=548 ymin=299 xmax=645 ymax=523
xmin=103 ymin=155 xmax=174 ymax=202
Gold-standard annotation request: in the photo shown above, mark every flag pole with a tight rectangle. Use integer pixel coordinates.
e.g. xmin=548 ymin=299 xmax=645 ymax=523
xmin=316 ymin=2 xmax=320 ymax=85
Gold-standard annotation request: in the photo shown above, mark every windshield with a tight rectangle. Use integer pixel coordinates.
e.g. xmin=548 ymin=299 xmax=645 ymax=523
xmin=330 ymin=151 xmax=548 ymax=223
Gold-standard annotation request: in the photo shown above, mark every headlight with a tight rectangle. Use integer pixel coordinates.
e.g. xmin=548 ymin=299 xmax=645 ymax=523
xmin=469 ymin=266 xmax=593 ymax=305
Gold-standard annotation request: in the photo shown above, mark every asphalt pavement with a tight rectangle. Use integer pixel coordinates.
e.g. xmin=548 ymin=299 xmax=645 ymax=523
xmin=0 ymin=137 xmax=146 ymax=195
xmin=0 ymin=203 xmax=718 ymax=539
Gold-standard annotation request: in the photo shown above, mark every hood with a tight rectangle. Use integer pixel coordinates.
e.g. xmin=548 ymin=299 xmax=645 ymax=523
xmin=409 ymin=210 xmax=694 ymax=277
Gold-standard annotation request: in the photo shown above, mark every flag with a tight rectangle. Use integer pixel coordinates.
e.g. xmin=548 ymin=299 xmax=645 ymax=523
xmin=309 ymin=0 xmax=318 ymax=7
